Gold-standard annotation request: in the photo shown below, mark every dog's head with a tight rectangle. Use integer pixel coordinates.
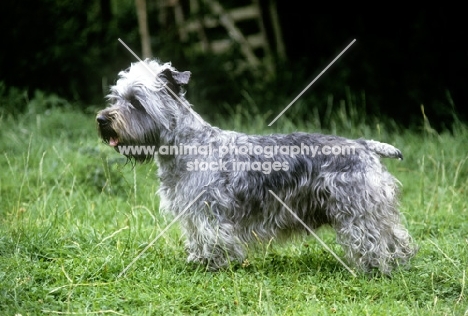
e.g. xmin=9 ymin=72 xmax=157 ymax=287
xmin=96 ymin=59 xmax=191 ymax=162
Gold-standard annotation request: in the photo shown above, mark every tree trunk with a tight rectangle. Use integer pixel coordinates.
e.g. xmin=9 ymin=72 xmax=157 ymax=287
xmin=135 ymin=0 xmax=152 ymax=59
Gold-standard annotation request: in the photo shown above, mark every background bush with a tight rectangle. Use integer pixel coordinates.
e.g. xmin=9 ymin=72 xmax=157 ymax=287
xmin=2 ymin=1 xmax=467 ymax=129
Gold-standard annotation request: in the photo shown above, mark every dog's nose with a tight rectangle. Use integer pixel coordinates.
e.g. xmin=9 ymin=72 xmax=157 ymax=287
xmin=96 ymin=115 xmax=108 ymax=126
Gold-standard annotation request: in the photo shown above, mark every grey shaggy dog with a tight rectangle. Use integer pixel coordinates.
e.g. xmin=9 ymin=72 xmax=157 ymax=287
xmin=96 ymin=59 xmax=417 ymax=275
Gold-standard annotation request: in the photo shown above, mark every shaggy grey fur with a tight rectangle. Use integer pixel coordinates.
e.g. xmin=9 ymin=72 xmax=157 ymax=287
xmin=96 ymin=59 xmax=417 ymax=274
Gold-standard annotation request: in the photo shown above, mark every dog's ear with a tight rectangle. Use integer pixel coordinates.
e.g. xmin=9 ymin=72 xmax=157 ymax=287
xmin=171 ymin=70 xmax=191 ymax=85
xmin=161 ymin=68 xmax=191 ymax=86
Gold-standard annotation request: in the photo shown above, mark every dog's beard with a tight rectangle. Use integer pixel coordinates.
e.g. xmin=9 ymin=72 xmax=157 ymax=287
xmin=97 ymin=117 xmax=161 ymax=163
xmin=98 ymin=124 xmax=119 ymax=147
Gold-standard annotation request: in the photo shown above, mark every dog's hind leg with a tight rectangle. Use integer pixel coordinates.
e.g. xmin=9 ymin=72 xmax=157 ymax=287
xmin=325 ymin=169 xmax=417 ymax=274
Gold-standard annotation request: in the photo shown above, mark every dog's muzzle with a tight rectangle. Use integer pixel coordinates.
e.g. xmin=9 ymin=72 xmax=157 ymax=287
xmin=96 ymin=114 xmax=119 ymax=147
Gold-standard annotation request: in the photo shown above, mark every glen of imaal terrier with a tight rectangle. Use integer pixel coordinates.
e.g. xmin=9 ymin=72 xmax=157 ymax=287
xmin=96 ymin=59 xmax=417 ymax=274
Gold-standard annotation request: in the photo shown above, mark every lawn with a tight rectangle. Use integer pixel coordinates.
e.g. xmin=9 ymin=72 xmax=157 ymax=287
xmin=0 ymin=95 xmax=467 ymax=315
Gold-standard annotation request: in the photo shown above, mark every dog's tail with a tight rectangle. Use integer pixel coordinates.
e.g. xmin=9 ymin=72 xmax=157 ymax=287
xmin=365 ymin=140 xmax=403 ymax=160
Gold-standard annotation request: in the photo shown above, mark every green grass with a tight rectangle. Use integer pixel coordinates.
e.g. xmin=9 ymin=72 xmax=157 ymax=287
xmin=0 ymin=97 xmax=467 ymax=315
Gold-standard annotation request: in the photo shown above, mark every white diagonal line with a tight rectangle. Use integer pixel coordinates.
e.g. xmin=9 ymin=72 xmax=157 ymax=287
xmin=268 ymin=190 xmax=357 ymax=277
xmin=117 ymin=38 xmax=207 ymax=126
xmin=118 ymin=190 xmax=207 ymax=278
xmin=268 ymin=39 xmax=356 ymax=126
xmin=118 ymin=38 xmax=148 ymax=66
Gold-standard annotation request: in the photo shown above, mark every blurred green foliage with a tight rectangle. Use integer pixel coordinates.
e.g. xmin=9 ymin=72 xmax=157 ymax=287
xmin=2 ymin=1 xmax=466 ymax=129
xmin=2 ymin=0 xmax=139 ymax=104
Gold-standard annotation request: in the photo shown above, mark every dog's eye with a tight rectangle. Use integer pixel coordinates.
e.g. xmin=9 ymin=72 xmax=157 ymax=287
xmin=129 ymin=97 xmax=146 ymax=113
